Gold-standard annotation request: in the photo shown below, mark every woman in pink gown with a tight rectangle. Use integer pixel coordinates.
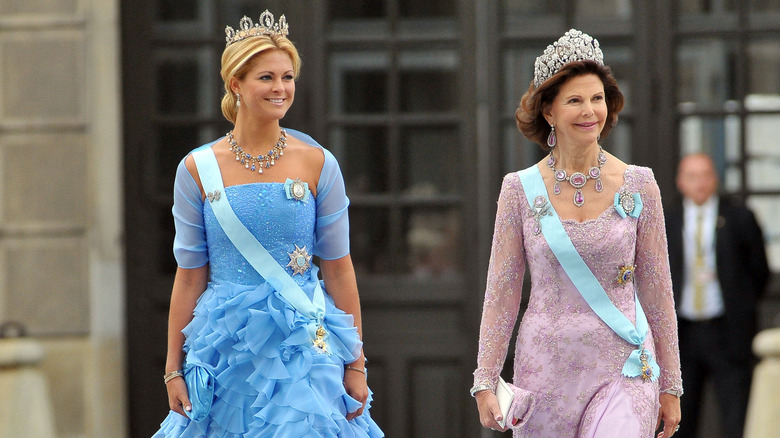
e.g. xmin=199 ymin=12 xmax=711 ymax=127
xmin=471 ymin=30 xmax=683 ymax=438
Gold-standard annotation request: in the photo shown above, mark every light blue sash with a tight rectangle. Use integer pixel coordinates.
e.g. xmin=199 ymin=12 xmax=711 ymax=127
xmin=192 ymin=148 xmax=326 ymax=326
xmin=517 ymin=165 xmax=659 ymax=381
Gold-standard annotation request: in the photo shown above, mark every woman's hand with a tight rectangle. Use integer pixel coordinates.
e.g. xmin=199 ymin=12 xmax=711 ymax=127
xmin=475 ymin=389 xmax=509 ymax=432
xmin=344 ymin=368 xmax=369 ymax=421
xmin=656 ymin=392 xmax=681 ymax=437
xmin=166 ymin=376 xmax=192 ymax=418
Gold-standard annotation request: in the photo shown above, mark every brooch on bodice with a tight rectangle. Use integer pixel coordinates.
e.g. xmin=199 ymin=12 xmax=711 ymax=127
xmin=529 ymin=195 xmax=553 ymax=235
xmin=284 ymin=178 xmax=310 ymax=202
xmin=614 ymin=192 xmax=643 ymax=218
xmin=287 ymin=244 xmax=312 ymax=276
xmin=206 ymin=190 xmax=221 ymax=202
xmin=617 ymin=264 xmax=636 ymax=285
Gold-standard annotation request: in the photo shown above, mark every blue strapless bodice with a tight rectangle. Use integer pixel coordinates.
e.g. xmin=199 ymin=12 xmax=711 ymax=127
xmin=203 ymin=182 xmax=316 ymax=286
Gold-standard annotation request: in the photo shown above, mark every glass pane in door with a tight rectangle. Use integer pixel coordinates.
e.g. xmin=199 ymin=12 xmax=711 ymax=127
xmin=574 ymin=0 xmax=632 ymax=19
xmin=349 ymin=207 xmax=391 ymax=275
xmin=398 ymin=50 xmax=458 ymax=113
xmin=403 ymin=206 xmax=462 ymax=277
xmin=747 ymin=196 xmax=780 ymax=272
xmin=400 ymin=126 xmax=460 ymax=195
xmin=330 ymin=52 xmax=390 ymax=115
xmin=746 ymin=113 xmax=780 ymax=191
xmin=748 ymin=37 xmax=780 ymax=96
xmin=330 ymin=126 xmax=389 ymax=195
xmin=677 ymin=39 xmax=738 ymax=109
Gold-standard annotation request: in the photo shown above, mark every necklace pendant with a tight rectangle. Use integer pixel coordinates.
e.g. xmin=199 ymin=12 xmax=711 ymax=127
xmin=569 ymin=172 xmax=587 ymax=189
xmin=227 ymin=129 xmax=287 ymax=174
xmin=595 ymin=178 xmax=603 ymax=192
xmin=574 ymin=189 xmax=584 ymax=207
xmin=553 ymin=181 xmax=561 ymax=195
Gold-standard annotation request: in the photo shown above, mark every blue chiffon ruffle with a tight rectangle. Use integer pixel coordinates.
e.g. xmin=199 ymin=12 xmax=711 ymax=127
xmin=153 ymin=280 xmax=383 ymax=437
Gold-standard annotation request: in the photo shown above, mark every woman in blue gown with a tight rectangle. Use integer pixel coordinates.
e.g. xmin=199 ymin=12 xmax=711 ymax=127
xmin=153 ymin=11 xmax=383 ymax=437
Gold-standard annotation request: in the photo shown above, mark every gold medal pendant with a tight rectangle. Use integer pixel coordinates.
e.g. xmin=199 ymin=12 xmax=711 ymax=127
xmin=639 ymin=349 xmax=653 ymax=382
xmin=312 ymin=324 xmax=329 ymax=354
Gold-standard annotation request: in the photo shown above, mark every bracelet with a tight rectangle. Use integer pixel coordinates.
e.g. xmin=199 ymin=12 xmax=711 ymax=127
xmin=469 ymin=383 xmax=494 ymax=397
xmin=345 ymin=366 xmax=366 ymax=376
xmin=163 ymin=370 xmax=184 ymax=384
xmin=661 ymin=388 xmax=683 ymax=397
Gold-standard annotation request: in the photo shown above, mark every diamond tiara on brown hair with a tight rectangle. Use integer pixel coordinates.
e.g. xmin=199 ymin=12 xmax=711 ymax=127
xmin=533 ymin=29 xmax=604 ymax=88
xmin=225 ymin=10 xmax=289 ymax=47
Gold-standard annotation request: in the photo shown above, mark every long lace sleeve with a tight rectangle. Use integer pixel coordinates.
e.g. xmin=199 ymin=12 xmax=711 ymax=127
xmin=634 ymin=170 xmax=683 ymax=394
xmin=472 ymin=174 xmax=527 ymax=394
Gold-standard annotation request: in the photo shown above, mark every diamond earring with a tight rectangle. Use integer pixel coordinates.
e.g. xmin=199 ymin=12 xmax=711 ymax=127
xmin=547 ymin=124 xmax=556 ymax=148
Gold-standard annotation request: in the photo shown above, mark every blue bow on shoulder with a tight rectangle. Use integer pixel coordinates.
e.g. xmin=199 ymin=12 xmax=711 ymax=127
xmin=614 ymin=192 xmax=643 ymax=219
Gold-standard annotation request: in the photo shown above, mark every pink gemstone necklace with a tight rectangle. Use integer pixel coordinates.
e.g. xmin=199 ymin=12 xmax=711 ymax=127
xmin=546 ymin=147 xmax=607 ymax=207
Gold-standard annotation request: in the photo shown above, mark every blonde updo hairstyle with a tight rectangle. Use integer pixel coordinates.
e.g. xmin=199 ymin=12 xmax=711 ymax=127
xmin=516 ymin=60 xmax=624 ymax=151
xmin=220 ymin=34 xmax=301 ymax=124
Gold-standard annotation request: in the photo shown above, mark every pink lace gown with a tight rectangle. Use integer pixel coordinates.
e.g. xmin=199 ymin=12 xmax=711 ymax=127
xmin=473 ymin=166 xmax=682 ymax=437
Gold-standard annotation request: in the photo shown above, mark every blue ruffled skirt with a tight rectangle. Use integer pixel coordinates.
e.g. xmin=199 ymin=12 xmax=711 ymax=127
xmin=153 ymin=279 xmax=384 ymax=437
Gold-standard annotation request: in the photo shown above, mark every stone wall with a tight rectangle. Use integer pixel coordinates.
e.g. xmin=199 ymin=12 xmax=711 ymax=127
xmin=0 ymin=0 xmax=125 ymax=436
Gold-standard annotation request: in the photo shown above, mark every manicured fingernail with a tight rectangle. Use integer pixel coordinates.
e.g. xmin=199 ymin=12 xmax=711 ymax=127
xmin=185 ymin=405 xmax=191 ymax=412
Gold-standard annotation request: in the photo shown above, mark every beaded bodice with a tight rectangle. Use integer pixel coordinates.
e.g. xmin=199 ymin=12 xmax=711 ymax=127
xmin=203 ymin=183 xmax=315 ymax=286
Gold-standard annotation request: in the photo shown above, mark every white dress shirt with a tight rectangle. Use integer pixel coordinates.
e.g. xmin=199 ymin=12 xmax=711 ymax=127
xmin=678 ymin=196 xmax=725 ymax=320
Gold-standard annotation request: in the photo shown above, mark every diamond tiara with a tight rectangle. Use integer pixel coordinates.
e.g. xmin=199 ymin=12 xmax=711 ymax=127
xmin=533 ymin=29 xmax=603 ymax=88
xmin=225 ymin=10 xmax=289 ymax=47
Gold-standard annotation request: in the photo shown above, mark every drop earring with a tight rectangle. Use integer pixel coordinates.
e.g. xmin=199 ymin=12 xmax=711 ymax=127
xmin=236 ymin=94 xmax=241 ymax=108
xmin=547 ymin=124 xmax=556 ymax=148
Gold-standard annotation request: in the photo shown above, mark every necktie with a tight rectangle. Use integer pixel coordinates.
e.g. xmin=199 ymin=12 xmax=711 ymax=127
xmin=693 ymin=211 xmax=705 ymax=313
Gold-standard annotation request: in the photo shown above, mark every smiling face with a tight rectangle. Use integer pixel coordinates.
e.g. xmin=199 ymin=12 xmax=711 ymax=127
xmin=543 ymin=73 xmax=607 ymax=149
xmin=230 ymin=49 xmax=295 ymax=122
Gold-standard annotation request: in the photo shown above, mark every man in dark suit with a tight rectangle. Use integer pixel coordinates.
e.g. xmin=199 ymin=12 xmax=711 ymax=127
xmin=666 ymin=153 xmax=770 ymax=438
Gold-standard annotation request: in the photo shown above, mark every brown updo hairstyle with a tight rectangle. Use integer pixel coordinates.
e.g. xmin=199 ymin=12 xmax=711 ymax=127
xmin=516 ymin=60 xmax=624 ymax=151
xmin=220 ymin=34 xmax=301 ymax=124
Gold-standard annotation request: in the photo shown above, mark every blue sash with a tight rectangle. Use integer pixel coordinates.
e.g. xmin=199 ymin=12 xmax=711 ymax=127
xmin=517 ymin=165 xmax=659 ymax=381
xmin=192 ymin=148 xmax=326 ymax=329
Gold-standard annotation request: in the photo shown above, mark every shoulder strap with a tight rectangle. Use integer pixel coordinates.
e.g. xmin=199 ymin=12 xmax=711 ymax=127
xmin=517 ymin=165 xmax=659 ymax=381
xmin=191 ymin=147 xmax=325 ymax=321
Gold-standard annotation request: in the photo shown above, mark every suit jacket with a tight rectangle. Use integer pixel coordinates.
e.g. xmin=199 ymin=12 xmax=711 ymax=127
xmin=666 ymin=195 xmax=770 ymax=361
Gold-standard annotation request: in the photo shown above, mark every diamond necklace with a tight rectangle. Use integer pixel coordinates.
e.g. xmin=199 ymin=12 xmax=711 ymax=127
xmin=546 ymin=147 xmax=607 ymax=207
xmin=227 ymin=129 xmax=287 ymax=173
